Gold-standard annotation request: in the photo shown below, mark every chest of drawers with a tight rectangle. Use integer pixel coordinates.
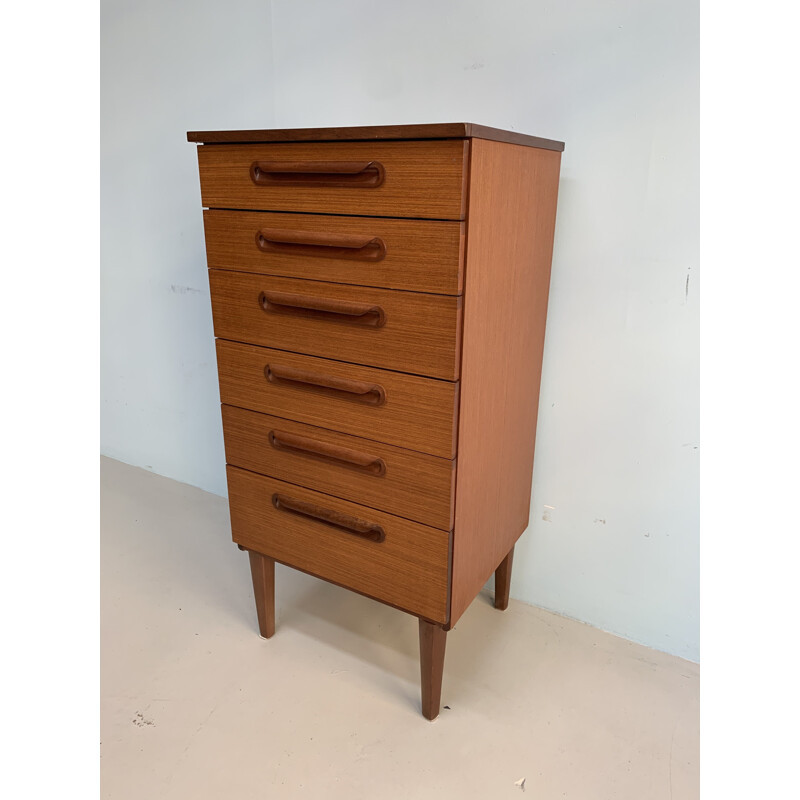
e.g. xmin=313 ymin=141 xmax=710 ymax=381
xmin=187 ymin=123 xmax=563 ymax=719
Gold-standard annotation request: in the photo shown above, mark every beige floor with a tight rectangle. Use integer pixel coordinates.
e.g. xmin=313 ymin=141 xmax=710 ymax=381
xmin=101 ymin=456 xmax=699 ymax=799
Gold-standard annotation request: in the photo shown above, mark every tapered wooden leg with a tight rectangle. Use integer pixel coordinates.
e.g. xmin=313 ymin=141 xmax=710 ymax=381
xmin=494 ymin=545 xmax=515 ymax=610
xmin=248 ymin=550 xmax=275 ymax=639
xmin=418 ymin=619 xmax=447 ymax=720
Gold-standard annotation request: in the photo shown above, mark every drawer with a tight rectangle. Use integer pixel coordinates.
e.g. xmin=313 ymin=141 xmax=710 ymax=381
xmin=227 ymin=466 xmax=451 ymax=622
xmin=216 ymin=340 xmax=459 ymax=458
xmin=203 ymin=209 xmax=464 ymax=295
xmin=197 ymin=140 xmax=468 ymax=220
xmin=222 ymin=405 xmax=456 ymax=530
xmin=209 ymin=270 xmax=462 ymax=380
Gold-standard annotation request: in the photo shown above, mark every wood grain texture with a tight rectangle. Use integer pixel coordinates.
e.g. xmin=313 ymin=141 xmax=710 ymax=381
xmin=248 ymin=550 xmax=275 ymax=637
xmin=209 ymin=270 xmax=462 ymax=380
xmin=449 ymin=139 xmax=562 ymax=628
xmin=216 ymin=340 xmax=459 ymax=458
xmin=203 ymin=209 xmax=464 ymax=295
xmin=419 ymin=620 xmax=447 ymax=720
xmin=222 ymin=405 xmax=456 ymax=531
xmin=228 ymin=467 xmax=451 ymax=622
xmin=197 ymin=140 xmax=468 ymax=220
xmin=187 ymin=123 xmax=565 ymax=151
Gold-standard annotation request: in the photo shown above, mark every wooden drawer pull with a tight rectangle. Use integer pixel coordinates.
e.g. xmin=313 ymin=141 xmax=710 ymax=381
xmin=258 ymin=290 xmax=386 ymax=327
xmin=250 ymin=160 xmax=385 ymax=188
xmin=255 ymin=228 xmax=386 ymax=262
xmin=272 ymin=493 xmax=386 ymax=542
xmin=264 ymin=363 xmax=386 ymax=406
xmin=268 ymin=429 xmax=387 ymax=476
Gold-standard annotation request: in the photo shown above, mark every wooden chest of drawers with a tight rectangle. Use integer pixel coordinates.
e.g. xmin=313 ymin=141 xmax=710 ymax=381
xmin=187 ymin=123 xmax=563 ymax=719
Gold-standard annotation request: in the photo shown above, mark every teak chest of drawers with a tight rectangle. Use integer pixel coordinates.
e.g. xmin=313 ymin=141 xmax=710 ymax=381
xmin=187 ymin=123 xmax=563 ymax=720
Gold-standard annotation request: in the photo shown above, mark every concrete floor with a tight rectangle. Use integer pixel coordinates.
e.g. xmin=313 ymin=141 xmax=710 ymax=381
xmin=101 ymin=456 xmax=699 ymax=799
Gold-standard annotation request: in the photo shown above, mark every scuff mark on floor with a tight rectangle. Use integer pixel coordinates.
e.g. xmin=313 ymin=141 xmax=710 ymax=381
xmin=180 ymin=705 xmax=218 ymax=755
xmin=539 ymin=615 xmax=562 ymax=641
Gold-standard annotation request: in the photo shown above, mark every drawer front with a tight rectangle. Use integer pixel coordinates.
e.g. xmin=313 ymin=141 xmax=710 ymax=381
xmin=228 ymin=466 xmax=450 ymax=622
xmin=216 ymin=340 xmax=459 ymax=458
xmin=197 ymin=140 xmax=468 ymax=220
xmin=203 ymin=210 xmax=464 ymax=295
xmin=209 ymin=270 xmax=462 ymax=380
xmin=222 ymin=405 xmax=456 ymax=531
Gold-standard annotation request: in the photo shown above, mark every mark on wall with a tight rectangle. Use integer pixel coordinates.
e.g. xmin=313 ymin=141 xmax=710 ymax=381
xmin=464 ymin=62 xmax=485 ymax=70
xmin=594 ymin=518 xmax=606 ymax=525
xmin=542 ymin=505 xmax=554 ymax=522
xmin=171 ymin=284 xmax=203 ymax=295
xmin=684 ymin=265 xmax=692 ymax=303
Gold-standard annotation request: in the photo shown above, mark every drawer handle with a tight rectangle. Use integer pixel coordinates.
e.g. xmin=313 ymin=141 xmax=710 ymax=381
xmin=258 ymin=290 xmax=386 ymax=328
xmin=249 ymin=160 xmax=385 ymax=188
xmin=255 ymin=228 xmax=386 ymax=262
xmin=264 ymin=364 xmax=386 ymax=406
xmin=269 ymin=430 xmax=386 ymax=477
xmin=272 ymin=493 xmax=386 ymax=543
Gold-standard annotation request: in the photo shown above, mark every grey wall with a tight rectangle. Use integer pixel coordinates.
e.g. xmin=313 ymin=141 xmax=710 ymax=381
xmin=101 ymin=0 xmax=699 ymax=660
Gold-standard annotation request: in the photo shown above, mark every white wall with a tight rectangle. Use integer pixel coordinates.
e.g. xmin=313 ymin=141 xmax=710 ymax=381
xmin=101 ymin=0 xmax=274 ymax=496
xmin=102 ymin=0 xmax=699 ymax=660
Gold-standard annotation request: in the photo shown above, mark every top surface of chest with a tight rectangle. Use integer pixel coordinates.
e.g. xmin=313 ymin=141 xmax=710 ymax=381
xmin=187 ymin=122 xmax=565 ymax=150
